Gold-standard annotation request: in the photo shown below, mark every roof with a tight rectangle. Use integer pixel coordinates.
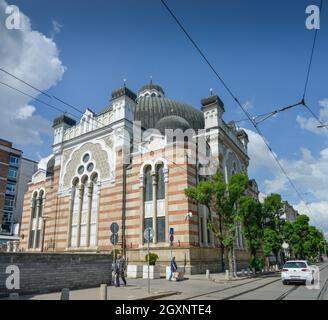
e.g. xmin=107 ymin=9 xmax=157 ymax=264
xmin=135 ymin=96 xmax=204 ymax=131
xmin=155 ymin=116 xmax=191 ymax=134
xmin=138 ymin=84 xmax=165 ymax=95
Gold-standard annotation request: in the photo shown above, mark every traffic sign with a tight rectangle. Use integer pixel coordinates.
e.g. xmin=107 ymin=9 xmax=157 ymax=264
xmin=169 ymin=227 xmax=174 ymax=235
xmin=144 ymin=227 xmax=153 ymax=242
xmin=110 ymin=233 xmax=118 ymax=245
xmin=169 ymin=235 xmax=174 ymax=242
xmin=110 ymin=222 xmax=119 ymax=234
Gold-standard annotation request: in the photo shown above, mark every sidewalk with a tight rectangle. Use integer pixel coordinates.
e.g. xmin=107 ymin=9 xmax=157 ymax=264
xmin=4 ymin=271 xmax=278 ymax=300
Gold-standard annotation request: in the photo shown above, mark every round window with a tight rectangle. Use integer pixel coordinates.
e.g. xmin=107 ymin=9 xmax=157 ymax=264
xmin=78 ymin=165 xmax=85 ymax=175
xmin=83 ymin=154 xmax=90 ymax=163
xmin=87 ymin=163 xmax=94 ymax=172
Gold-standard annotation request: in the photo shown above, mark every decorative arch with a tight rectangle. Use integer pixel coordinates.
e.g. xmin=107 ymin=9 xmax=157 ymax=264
xmin=61 ymin=140 xmax=115 ymax=190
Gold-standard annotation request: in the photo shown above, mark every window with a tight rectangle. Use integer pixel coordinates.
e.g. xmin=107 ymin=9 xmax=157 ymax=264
xmin=207 ymin=218 xmax=211 ymax=244
xmin=156 ymin=217 xmax=165 ymax=243
xmin=156 ymin=165 xmax=165 ymax=200
xmin=78 ymin=165 xmax=84 ymax=175
xmin=6 ymin=183 xmax=15 ymax=195
xmin=28 ymin=191 xmax=43 ymax=249
xmin=4 ymin=198 xmax=14 ymax=210
xmin=144 ymin=166 xmax=153 ymax=202
xmin=83 ymin=154 xmax=90 ymax=163
xmin=9 ymin=156 xmax=19 ymax=166
xmin=200 ymin=217 xmax=204 ymax=244
xmin=8 ymin=168 xmax=18 ymax=179
xmin=144 ymin=218 xmax=153 ymax=232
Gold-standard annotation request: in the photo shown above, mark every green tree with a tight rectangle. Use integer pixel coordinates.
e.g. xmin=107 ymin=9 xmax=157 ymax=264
xmin=185 ymin=171 xmax=249 ymax=278
xmin=285 ymin=215 xmax=325 ymax=260
xmin=262 ymin=194 xmax=284 ymax=265
xmin=238 ymin=196 xmax=264 ymax=263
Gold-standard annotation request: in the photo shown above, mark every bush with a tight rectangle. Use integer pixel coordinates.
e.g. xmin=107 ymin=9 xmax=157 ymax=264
xmin=145 ymin=253 xmax=159 ymax=265
xmin=249 ymin=257 xmax=265 ymax=271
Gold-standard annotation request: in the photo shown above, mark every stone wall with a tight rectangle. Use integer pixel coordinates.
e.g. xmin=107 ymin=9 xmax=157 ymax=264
xmin=0 ymin=252 xmax=112 ymax=297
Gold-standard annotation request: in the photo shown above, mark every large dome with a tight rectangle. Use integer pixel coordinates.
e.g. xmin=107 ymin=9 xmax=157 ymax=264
xmin=134 ymin=95 xmax=204 ymax=131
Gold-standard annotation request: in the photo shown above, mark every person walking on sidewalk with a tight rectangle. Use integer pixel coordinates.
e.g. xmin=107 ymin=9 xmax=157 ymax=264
xmin=112 ymin=259 xmax=119 ymax=287
xmin=116 ymin=255 xmax=127 ymax=287
xmin=169 ymin=256 xmax=178 ymax=281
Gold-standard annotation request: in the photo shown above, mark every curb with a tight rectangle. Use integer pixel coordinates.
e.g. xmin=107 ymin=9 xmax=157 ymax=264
xmin=135 ymin=291 xmax=180 ymax=300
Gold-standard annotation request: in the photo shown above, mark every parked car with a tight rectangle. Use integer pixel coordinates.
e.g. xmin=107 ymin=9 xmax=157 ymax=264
xmin=281 ymin=260 xmax=315 ymax=285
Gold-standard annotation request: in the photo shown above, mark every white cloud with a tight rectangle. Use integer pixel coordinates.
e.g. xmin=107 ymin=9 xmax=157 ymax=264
xmin=246 ymin=127 xmax=328 ymax=238
xmin=0 ymin=0 xmax=65 ymax=146
xmin=296 ymin=98 xmax=328 ymax=137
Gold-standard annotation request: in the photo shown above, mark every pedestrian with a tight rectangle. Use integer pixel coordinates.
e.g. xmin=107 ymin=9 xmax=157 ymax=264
xmin=116 ymin=255 xmax=127 ymax=287
xmin=112 ymin=259 xmax=119 ymax=287
xmin=169 ymin=256 xmax=178 ymax=281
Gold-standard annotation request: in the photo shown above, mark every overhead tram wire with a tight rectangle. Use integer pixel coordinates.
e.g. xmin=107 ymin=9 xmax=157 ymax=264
xmin=234 ymin=101 xmax=303 ymax=125
xmin=301 ymin=0 xmax=328 ymax=130
xmin=0 ymin=67 xmax=113 ymax=130
xmin=160 ymin=0 xmax=311 ymax=212
xmin=0 ymin=80 xmax=80 ymax=120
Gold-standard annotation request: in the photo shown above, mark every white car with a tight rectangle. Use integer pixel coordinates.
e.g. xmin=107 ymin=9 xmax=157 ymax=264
xmin=281 ymin=260 xmax=315 ymax=285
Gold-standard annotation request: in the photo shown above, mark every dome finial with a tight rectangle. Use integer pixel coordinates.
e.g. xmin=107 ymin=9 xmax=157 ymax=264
xmin=210 ymin=88 xmax=213 ymax=96
xmin=123 ymin=78 xmax=127 ymax=87
xmin=150 ymin=75 xmax=153 ymax=85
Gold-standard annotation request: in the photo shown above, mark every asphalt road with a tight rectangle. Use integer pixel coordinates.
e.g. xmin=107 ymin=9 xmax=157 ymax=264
xmin=190 ymin=262 xmax=328 ymax=300
xmin=158 ymin=262 xmax=328 ymax=300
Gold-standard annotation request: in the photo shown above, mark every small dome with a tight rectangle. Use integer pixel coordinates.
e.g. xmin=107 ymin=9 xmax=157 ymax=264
xmin=138 ymin=84 xmax=165 ymax=96
xmin=155 ymin=116 xmax=191 ymax=134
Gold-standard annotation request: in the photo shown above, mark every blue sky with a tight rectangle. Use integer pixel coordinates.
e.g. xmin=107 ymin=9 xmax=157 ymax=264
xmin=1 ymin=0 xmax=327 ymax=234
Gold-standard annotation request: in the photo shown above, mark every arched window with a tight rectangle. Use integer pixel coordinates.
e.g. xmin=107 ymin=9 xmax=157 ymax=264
xmin=70 ymin=178 xmax=79 ymax=247
xmin=156 ymin=164 xmax=165 ymax=200
xmin=80 ymin=175 xmax=88 ymax=246
xmin=156 ymin=164 xmax=166 ymax=243
xmin=28 ymin=190 xmax=44 ymax=249
xmin=143 ymin=166 xmax=153 ymax=233
xmin=90 ymin=173 xmax=99 ymax=246
xmin=28 ymin=192 xmax=37 ymax=249
xmin=144 ymin=166 xmax=153 ymax=202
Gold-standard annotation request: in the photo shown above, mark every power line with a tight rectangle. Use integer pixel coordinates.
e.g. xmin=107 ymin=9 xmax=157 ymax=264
xmin=0 ymin=80 xmax=79 ymax=119
xmin=0 ymin=67 xmax=112 ymax=130
xmin=303 ymin=0 xmax=323 ymax=99
xmin=160 ymin=0 xmax=311 ymax=212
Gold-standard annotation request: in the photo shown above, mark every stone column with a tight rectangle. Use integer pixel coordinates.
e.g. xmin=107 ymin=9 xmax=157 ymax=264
xmin=139 ymin=174 xmax=145 ymax=245
xmin=76 ymin=185 xmax=84 ymax=248
xmin=28 ymin=199 xmax=35 ymax=249
xmin=86 ymin=182 xmax=93 ymax=247
xmin=152 ymin=172 xmax=157 ymax=244
xmin=67 ymin=188 xmax=74 ymax=248
xmin=164 ymin=169 xmax=169 ymax=243
xmin=33 ymin=197 xmax=41 ymax=249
